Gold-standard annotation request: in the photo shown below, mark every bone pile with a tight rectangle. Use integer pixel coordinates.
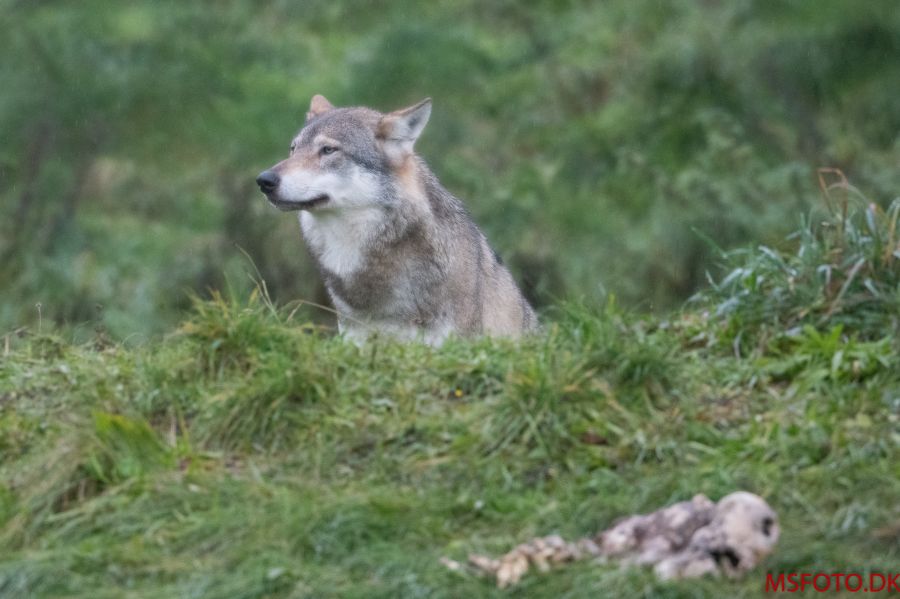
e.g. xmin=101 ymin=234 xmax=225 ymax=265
xmin=443 ymin=491 xmax=779 ymax=588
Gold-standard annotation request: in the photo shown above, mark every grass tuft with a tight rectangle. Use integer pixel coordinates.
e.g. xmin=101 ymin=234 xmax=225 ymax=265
xmin=698 ymin=169 xmax=900 ymax=353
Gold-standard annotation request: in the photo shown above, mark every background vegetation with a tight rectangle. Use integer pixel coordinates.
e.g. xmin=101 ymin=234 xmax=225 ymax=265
xmin=2 ymin=0 xmax=899 ymax=336
xmin=1 ymin=1 xmax=899 ymax=598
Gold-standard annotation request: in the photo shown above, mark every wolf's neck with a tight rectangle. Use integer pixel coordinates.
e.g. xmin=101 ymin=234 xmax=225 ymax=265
xmin=298 ymin=208 xmax=390 ymax=278
xmin=298 ymin=160 xmax=446 ymax=281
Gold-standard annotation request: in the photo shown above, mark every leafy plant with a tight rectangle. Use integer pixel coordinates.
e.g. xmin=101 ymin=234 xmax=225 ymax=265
xmin=700 ymin=169 xmax=900 ymax=353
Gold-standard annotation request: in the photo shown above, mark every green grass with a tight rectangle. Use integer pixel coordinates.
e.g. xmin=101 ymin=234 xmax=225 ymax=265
xmin=2 ymin=266 xmax=899 ymax=597
xmin=2 ymin=197 xmax=900 ymax=598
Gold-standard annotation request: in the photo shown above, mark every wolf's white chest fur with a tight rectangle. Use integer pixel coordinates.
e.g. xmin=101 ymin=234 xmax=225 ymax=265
xmin=299 ymin=208 xmax=453 ymax=345
xmin=299 ymin=208 xmax=383 ymax=277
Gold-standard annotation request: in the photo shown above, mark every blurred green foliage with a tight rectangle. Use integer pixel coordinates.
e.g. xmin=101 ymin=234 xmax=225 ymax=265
xmin=2 ymin=0 xmax=899 ymax=337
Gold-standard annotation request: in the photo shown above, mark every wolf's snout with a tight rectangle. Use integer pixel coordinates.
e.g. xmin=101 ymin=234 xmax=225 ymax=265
xmin=256 ymin=170 xmax=280 ymax=194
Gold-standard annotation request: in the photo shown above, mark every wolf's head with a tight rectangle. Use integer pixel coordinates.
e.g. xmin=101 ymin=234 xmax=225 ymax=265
xmin=256 ymin=95 xmax=432 ymax=212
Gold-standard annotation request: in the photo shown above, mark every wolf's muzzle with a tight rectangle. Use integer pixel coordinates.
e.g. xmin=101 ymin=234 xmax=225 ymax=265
xmin=256 ymin=170 xmax=280 ymax=194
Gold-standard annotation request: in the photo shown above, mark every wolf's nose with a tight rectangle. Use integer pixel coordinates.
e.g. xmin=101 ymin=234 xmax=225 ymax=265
xmin=256 ymin=170 xmax=280 ymax=193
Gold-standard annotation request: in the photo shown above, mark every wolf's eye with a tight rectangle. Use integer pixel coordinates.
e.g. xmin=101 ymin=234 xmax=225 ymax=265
xmin=320 ymin=145 xmax=338 ymax=156
xmin=289 ymin=143 xmax=297 ymax=154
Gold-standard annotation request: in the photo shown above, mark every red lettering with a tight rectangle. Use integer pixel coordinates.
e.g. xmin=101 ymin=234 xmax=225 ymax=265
xmin=766 ymin=573 xmax=786 ymax=592
xmin=766 ymin=571 xmax=900 ymax=594
xmin=813 ymin=573 xmax=830 ymax=592
xmin=846 ymin=573 xmax=863 ymax=592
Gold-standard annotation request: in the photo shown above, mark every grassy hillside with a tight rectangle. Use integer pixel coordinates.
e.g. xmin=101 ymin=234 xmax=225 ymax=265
xmin=2 ymin=193 xmax=898 ymax=598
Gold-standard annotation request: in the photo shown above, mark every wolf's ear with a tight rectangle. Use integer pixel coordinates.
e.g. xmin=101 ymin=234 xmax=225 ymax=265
xmin=377 ymin=98 xmax=432 ymax=159
xmin=306 ymin=94 xmax=334 ymax=121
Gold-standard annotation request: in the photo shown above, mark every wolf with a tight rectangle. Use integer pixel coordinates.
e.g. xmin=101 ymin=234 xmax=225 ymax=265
xmin=255 ymin=95 xmax=537 ymax=344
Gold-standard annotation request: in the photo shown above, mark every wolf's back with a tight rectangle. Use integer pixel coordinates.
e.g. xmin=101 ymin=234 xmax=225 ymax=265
xmin=421 ymin=171 xmax=537 ymax=338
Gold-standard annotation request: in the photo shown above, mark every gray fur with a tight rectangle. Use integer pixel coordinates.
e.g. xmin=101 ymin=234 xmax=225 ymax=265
xmin=256 ymin=97 xmax=537 ymax=344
